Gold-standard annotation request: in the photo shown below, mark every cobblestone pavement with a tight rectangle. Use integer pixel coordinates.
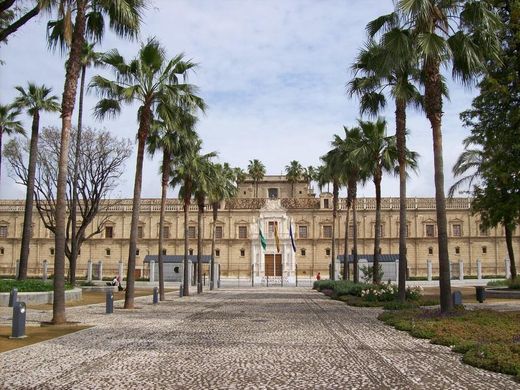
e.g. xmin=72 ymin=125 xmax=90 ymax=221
xmin=1 ymin=288 xmax=519 ymax=389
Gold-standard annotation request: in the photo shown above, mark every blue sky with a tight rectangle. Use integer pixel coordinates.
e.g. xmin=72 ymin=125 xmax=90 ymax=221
xmin=0 ymin=0 xmax=476 ymax=199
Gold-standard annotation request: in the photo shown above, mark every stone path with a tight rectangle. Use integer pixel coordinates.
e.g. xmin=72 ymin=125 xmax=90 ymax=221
xmin=1 ymin=288 xmax=519 ymax=389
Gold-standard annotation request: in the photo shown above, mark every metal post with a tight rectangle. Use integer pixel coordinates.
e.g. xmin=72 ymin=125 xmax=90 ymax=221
xmin=251 ymin=264 xmax=254 ymax=287
xmin=296 ymin=264 xmax=298 ymax=287
xmin=153 ymin=287 xmax=158 ymax=304
xmin=266 ymin=275 xmax=269 ymax=288
xmin=106 ymin=291 xmax=113 ymax=314
xmin=8 ymin=288 xmax=18 ymax=307
xmin=203 ymin=273 xmax=206 ymax=286
xmin=42 ymin=260 xmax=48 ymax=282
xmin=179 ymin=284 xmax=184 ymax=298
xmin=217 ymin=264 xmax=221 ymax=288
xmin=11 ymin=302 xmax=26 ymax=339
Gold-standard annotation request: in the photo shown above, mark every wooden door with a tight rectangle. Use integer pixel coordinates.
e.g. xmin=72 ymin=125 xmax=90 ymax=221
xmin=265 ymin=254 xmax=282 ymax=276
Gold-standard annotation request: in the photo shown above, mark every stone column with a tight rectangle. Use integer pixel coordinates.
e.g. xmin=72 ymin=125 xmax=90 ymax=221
xmin=87 ymin=260 xmax=93 ymax=282
xmin=98 ymin=261 xmax=103 ymax=281
xmin=394 ymin=260 xmax=399 ymax=283
xmin=118 ymin=261 xmax=124 ymax=280
xmin=42 ymin=260 xmax=48 ymax=282
xmin=459 ymin=260 xmax=464 ymax=281
xmin=477 ymin=259 xmax=482 ymax=280
xmin=149 ymin=260 xmax=155 ymax=283
xmin=505 ymin=258 xmax=511 ymax=279
xmin=427 ymin=259 xmax=432 ymax=282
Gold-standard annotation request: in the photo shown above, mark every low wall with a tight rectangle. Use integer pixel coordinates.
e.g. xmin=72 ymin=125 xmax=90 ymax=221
xmin=485 ymin=288 xmax=520 ymax=299
xmin=0 ymin=287 xmax=82 ymax=306
xmin=80 ymin=285 xmax=117 ymax=293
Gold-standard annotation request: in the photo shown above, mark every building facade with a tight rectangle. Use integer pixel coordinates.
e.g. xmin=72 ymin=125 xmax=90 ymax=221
xmin=0 ymin=175 xmax=517 ymax=280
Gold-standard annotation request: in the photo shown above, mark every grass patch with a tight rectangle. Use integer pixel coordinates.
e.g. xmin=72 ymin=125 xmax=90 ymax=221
xmin=487 ymin=278 xmax=520 ymax=290
xmin=0 ymin=324 xmax=91 ymax=353
xmin=0 ymin=279 xmax=73 ymax=293
xmin=379 ymin=308 xmax=520 ymax=380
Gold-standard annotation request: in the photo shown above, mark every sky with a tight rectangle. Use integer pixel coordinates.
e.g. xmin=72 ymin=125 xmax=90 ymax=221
xmin=0 ymin=0 xmax=478 ymax=200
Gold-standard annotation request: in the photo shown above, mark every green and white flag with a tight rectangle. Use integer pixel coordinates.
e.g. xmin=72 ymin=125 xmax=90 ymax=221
xmin=259 ymin=222 xmax=267 ymax=251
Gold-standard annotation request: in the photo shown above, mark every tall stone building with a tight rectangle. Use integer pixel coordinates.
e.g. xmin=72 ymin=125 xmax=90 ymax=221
xmin=0 ymin=175 xmax=516 ymax=280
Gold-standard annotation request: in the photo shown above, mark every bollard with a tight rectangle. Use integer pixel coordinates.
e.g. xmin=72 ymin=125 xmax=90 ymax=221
xmin=106 ymin=291 xmax=113 ymax=314
xmin=475 ymin=286 xmax=486 ymax=303
xmin=452 ymin=291 xmax=463 ymax=306
xmin=266 ymin=275 xmax=269 ymax=288
xmin=197 ymin=282 xmax=202 ymax=294
xmin=203 ymin=273 xmax=206 ymax=286
xmin=8 ymin=288 xmax=18 ymax=307
xmin=153 ymin=287 xmax=159 ymax=304
xmin=11 ymin=302 xmax=26 ymax=339
xmin=179 ymin=284 xmax=184 ymax=298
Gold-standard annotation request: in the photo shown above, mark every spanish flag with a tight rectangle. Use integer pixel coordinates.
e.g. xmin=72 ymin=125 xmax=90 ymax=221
xmin=274 ymin=223 xmax=280 ymax=253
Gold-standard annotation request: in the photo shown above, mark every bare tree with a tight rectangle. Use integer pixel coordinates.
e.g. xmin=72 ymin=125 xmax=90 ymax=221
xmin=4 ymin=126 xmax=131 ymax=282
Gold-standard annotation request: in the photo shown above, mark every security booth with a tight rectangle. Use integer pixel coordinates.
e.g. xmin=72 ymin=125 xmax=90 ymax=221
xmin=143 ymin=255 xmax=219 ymax=287
xmin=337 ymin=254 xmax=400 ymax=282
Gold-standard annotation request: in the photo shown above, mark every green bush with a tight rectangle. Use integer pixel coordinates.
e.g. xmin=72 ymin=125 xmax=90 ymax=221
xmin=313 ymin=280 xmax=336 ymax=291
xmin=507 ymin=278 xmax=520 ymax=290
xmin=487 ymin=279 xmax=508 ymax=287
xmin=382 ymin=301 xmax=419 ymax=310
xmin=0 ymin=279 xmax=74 ymax=292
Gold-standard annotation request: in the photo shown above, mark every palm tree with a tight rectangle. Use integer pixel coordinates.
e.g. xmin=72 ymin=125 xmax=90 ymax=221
xmin=392 ymin=0 xmax=501 ymax=312
xmin=49 ymin=0 xmax=144 ymax=324
xmin=448 ymin=135 xmax=483 ymax=198
xmin=13 ymin=83 xmax=60 ymax=280
xmin=171 ymin=138 xmax=215 ymax=297
xmin=207 ymin=163 xmax=237 ymax=290
xmin=285 ymin=160 xmax=304 ymax=197
xmin=352 ymin=118 xmax=418 ymax=284
xmin=0 ymin=104 xmax=24 ymax=183
xmin=348 ymin=28 xmax=423 ymax=299
xmin=234 ymin=167 xmax=246 ymax=185
xmin=304 ymin=165 xmax=315 ymax=192
xmin=247 ymin=159 xmax=266 ymax=197
xmin=147 ymin=105 xmax=197 ymax=301
xmin=91 ymin=38 xmax=206 ymax=309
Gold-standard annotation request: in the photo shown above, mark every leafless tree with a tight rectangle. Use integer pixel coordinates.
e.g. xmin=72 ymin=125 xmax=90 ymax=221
xmin=4 ymin=126 xmax=131 ymax=282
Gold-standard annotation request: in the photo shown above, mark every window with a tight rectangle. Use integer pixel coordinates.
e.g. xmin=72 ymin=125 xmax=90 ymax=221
xmin=482 ymin=246 xmax=487 ymax=254
xmin=323 ymin=199 xmax=330 ymax=209
xmin=105 ymin=248 xmax=111 ymax=256
xmin=0 ymin=247 xmax=4 ymax=255
xmin=240 ymin=248 xmax=245 ymax=257
xmin=374 ymin=224 xmax=384 ymax=238
xmin=399 ymin=223 xmax=409 ymax=237
xmin=105 ymin=226 xmax=113 ymax=239
xmin=187 ymin=226 xmax=196 ymax=239
xmin=238 ymin=226 xmax=248 ymax=239
xmin=188 ymin=248 xmax=193 ymax=256
xmin=215 ymin=226 xmax=223 ymax=239
xmin=136 ymin=249 xmax=140 ymax=256
xmin=452 ymin=224 xmax=462 ymax=237
xmin=323 ymin=225 xmax=332 ymax=238
xmin=215 ymin=249 xmax=220 ymax=257
xmin=268 ymin=188 xmax=278 ymax=199
xmin=78 ymin=249 xmax=81 ymax=255
xmin=268 ymin=221 xmax=278 ymax=238
xmin=325 ymin=248 xmax=331 ymax=256
xmin=301 ymin=248 xmax=306 ymax=256
xmin=50 ymin=248 xmax=55 ymax=255
xmin=0 ymin=225 xmax=8 ymax=238
xmin=162 ymin=226 xmax=170 ymax=239
xmin=137 ymin=226 xmax=144 ymax=239
xmin=162 ymin=248 xmax=167 ymax=256
xmin=479 ymin=224 xmax=488 ymax=236
xmin=455 ymin=246 xmax=460 ymax=255
xmin=428 ymin=247 xmax=433 ymax=255
xmin=298 ymin=225 xmax=308 ymax=239
xmin=426 ymin=224 xmax=435 ymax=237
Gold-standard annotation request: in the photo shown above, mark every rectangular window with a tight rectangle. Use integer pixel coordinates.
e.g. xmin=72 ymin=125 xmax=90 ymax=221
xmin=268 ymin=221 xmax=278 ymax=238
xmin=136 ymin=249 xmax=140 ymax=256
xmin=452 ymin=224 xmax=462 ymax=237
xmin=301 ymin=248 xmax=306 ymax=256
xmin=425 ymin=224 xmax=435 ymax=237
xmin=298 ymin=225 xmax=308 ymax=239
xmin=137 ymin=226 xmax=144 ymax=239
xmin=187 ymin=226 xmax=196 ymax=239
xmin=105 ymin=248 xmax=111 ymax=256
xmin=238 ymin=226 xmax=248 ymax=239
xmin=240 ymin=248 xmax=245 ymax=257
xmin=0 ymin=226 xmax=7 ymax=238
xmin=323 ymin=225 xmax=332 ymax=238
xmin=215 ymin=226 xmax=223 ymax=239
xmin=162 ymin=226 xmax=170 ymax=239
xmin=215 ymin=249 xmax=220 ymax=257
xmin=323 ymin=199 xmax=330 ymax=209
xmin=105 ymin=226 xmax=113 ymax=239
xmin=325 ymin=248 xmax=331 ymax=256
xmin=268 ymin=188 xmax=279 ymax=199
xmin=482 ymin=246 xmax=487 ymax=254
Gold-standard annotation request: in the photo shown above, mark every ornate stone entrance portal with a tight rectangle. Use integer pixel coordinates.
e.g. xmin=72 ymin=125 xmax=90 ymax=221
xmin=251 ymin=199 xmax=296 ymax=285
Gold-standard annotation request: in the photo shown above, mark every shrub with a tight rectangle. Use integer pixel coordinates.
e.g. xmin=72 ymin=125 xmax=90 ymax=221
xmin=383 ymin=301 xmax=419 ymax=310
xmin=405 ymin=285 xmax=424 ymax=301
xmin=507 ymin=278 xmax=520 ymax=290
xmin=359 ymin=264 xmax=384 ymax=283
xmin=313 ymin=280 xmax=336 ymax=291
xmin=0 ymin=279 xmax=73 ymax=292
xmin=487 ymin=279 xmax=508 ymax=287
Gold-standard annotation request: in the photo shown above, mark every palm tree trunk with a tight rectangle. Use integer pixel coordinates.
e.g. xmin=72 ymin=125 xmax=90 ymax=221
xmin=157 ymin=151 xmax=170 ymax=301
xmin=425 ymin=58 xmax=452 ymax=313
xmin=197 ymin=199 xmax=204 ymax=294
xmin=18 ymin=111 xmax=39 ymax=280
xmin=69 ymin=64 xmax=86 ymax=284
xmin=210 ymin=202 xmax=218 ymax=290
xmin=53 ymin=0 xmax=87 ymax=324
xmin=343 ymin=204 xmax=350 ymax=280
xmin=0 ymin=128 xmax=3 ymax=184
xmin=124 ymin=105 xmax=151 ymax=309
xmin=291 ymin=182 xmax=294 ymax=198
xmin=373 ymin=171 xmax=382 ymax=284
xmin=353 ymin=189 xmax=359 ymax=283
xmin=331 ymin=180 xmax=338 ymax=280
xmin=505 ymin=224 xmax=517 ymax=280
xmin=396 ymin=98 xmax=407 ymax=301
xmin=183 ymin=193 xmax=191 ymax=296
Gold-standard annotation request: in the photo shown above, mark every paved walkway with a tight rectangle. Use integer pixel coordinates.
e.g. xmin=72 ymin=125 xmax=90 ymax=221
xmin=1 ymin=288 xmax=519 ymax=389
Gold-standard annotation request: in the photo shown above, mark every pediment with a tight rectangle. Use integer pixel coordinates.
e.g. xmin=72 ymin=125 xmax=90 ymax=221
xmin=260 ymin=199 xmax=287 ymax=213
xmin=423 ymin=218 xmax=436 ymax=224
